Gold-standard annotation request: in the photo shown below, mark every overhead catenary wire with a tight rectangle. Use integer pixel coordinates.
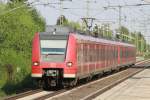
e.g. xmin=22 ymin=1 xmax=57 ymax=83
xmin=3 ymin=0 xmax=150 ymax=35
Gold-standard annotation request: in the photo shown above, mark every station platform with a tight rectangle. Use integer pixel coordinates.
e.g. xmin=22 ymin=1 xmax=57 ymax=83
xmin=94 ymin=68 xmax=150 ymax=100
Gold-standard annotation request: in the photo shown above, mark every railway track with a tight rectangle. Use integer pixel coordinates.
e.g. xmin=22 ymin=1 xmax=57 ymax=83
xmin=4 ymin=89 xmax=43 ymax=100
xmin=4 ymin=59 xmax=150 ymax=100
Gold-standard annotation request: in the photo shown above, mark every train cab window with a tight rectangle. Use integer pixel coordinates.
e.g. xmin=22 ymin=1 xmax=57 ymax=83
xmin=40 ymin=40 xmax=67 ymax=62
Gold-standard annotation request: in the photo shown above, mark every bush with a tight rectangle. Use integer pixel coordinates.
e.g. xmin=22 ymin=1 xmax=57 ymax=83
xmin=144 ymin=53 xmax=150 ymax=59
xmin=0 ymin=2 xmax=45 ymax=96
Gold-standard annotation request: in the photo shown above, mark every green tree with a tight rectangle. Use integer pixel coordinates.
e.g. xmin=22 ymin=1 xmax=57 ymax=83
xmin=68 ymin=21 xmax=81 ymax=30
xmin=98 ymin=24 xmax=112 ymax=38
xmin=56 ymin=15 xmax=69 ymax=26
xmin=9 ymin=0 xmax=27 ymax=3
xmin=0 ymin=2 xmax=45 ymax=96
xmin=56 ymin=15 xmax=82 ymax=30
xmin=116 ymin=26 xmax=130 ymax=41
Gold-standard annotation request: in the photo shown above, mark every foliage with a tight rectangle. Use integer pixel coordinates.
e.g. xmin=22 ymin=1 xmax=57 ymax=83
xmin=97 ymin=24 xmax=112 ymax=38
xmin=144 ymin=52 xmax=150 ymax=59
xmin=118 ymin=26 xmax=129 ymax=35
xmin=0 ymin=2 xmax=45 ymax=96
xmin=68 ymin=21 xmax=81 ymax=30
xmin=56 ymin=15 xmax=69 ymax=26
xmin=56 ymin=15 xmax=82 ymax=30
xmin=116 ymin=26 xmax=130 ymax=41
xmin=116 ymin=26 xmax=147 ymax=56
xmin=9 ymin=0 xmax=27 ymax=3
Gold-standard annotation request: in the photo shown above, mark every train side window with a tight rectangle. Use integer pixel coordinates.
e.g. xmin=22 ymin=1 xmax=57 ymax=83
xmin=114 ymin=46 xmax=116 ymax=59
xmin=77 ymin=43 xmax=81 ymax=64
xmin=115 ymin=47 xmax=117 ymax=59
xmin=106 ymin=46 xmax=107 ymax=61
xmin=85 ymin=44 xmax=88 ymax=62
xmin=90 ymin=44 xmax=92 ymax=62
xmin=84 ymin=44 xmax=87 ymax=63
xmin=125 ymin=48 xmax=126 ymax=58
xmin=112 ymin=46 xmax=115 ymax=59
xmin=96 ymin=45 xmax=99 ymax=61
xmin=93 ymin=44 xmax=95 ymax=62
xmin=120 ymin=47 xmax=122 ymax=63
xmin=81 ymin=44 xmax=83 ymax=63
xmin=100 ymin=45 xmax=101 ymax=61
xmin=108 ymin=46 xmax=109 ymax=60
xmin=82 ymin=43 xmax=85 ymax=63
xmin=126 ymin=47 xmax=127 ymax=58
xmin=105 ymin=45 xmax=106 ymax=61
xmin=116 ymin=47 xmax=117 ymax=59
xmin=111 ymin=46 xmax=112 ymax=60
xmin=120 ymin=48 xmax=121 ymax=58
xmin=114 ymin=47 xmax=115 ymax=59
xmin=123 ymin=47 xmax=124 ymax=58
xmin=87 ymin=45 xmax=90 ymax=62
xmin=82 ymin=44 xmax=84 ymax=63
xmin=103 ymin=45 xmax=105 ymax=61
xmin=89 ymin=45 xmax=91 ymax=62
xmin=94 ymin=44 xmax=96 ymax=62
xmin=99 ymin=45 xmax=101 ymax=61
xmin=97 ymin=45 xmax=99 ymax=61
xmin=103 ymin=46 xmax=104 ymax=61
xmin=103 ymin=45 xmax=104 ymax=61
xmin=84 ymin=44 xmax=86 ymax=62
xmin=102 ymin=45 xmax=103 ymax=61
xmin=101 ymin=46 xmax=102 ymax=61
xmin=127 ymin=47 xmax=128 ymax=58
xmin=113 ymin=46 xmax=114 ymax=59
xmin=108 ymin=46 xmax=110 ymax=60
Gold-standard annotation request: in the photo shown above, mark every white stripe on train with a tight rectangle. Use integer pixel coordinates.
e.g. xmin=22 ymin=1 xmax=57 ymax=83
xmin=64 ymin=74 xmax=76 ymax=78
xmin=31 ymin=73 xmax=76 ymax=78
xmin=32 ymin=74 xmax=42 ymax=77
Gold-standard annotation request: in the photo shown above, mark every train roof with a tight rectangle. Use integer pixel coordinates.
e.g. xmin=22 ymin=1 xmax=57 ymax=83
xmin=45 ymin=25 xmax=74 ymax=35
xmin=40 ymin=25 xmax=135 ymax=47
xmin=74 ymin=33 xmax=135 ymax=47
xmin=39 ymin=25 xmax=72 ymax=40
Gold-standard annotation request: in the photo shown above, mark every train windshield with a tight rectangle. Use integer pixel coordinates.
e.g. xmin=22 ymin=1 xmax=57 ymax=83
xmin=40 ymin=40 xmax=67 ymax=62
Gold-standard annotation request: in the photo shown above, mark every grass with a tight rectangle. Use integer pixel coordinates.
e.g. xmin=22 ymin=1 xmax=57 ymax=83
xmin=0 ymin=51 xmax=34 ymax=97
xmin=0 ymin=74 xmax=34 ymax=97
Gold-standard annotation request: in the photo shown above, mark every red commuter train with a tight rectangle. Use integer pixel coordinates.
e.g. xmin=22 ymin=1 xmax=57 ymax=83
xmin=31 ymin=26 xmax=136 ymax=88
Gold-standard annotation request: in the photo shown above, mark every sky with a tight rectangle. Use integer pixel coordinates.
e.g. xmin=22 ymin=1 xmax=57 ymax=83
xmin=28 ymin=0 xmax=150 ymax=43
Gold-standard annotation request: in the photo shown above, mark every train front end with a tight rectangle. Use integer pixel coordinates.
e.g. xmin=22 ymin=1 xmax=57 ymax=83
xmin=31 ymin=27 xmax=77 ymax=87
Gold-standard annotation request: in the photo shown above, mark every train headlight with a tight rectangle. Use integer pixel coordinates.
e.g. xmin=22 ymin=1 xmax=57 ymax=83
xmin=33 ymin=62 xmax=39 ymax=66
xmin=67 ymin=62 xmax=73 ymax=67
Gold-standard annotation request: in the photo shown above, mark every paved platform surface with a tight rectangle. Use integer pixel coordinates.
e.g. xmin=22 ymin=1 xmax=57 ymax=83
xmin=94 ymin=68 xmax=150 ymax=100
